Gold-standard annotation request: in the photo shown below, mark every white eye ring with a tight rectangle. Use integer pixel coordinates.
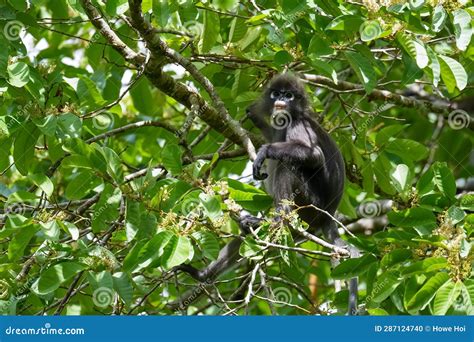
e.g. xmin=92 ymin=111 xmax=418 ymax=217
xmin=285 ymin=92 xmax=294 ymax=100
xmin=270 ymin=90 xmax=280 ymax=99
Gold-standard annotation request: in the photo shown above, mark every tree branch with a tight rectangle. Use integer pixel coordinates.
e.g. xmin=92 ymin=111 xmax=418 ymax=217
xmin=127 ymin=0 xmax=257 ymax=160
xmin=79 ymin=0 xmax=263 ymax=156
xmin=302 ymin=74 xmax=463 ymax=115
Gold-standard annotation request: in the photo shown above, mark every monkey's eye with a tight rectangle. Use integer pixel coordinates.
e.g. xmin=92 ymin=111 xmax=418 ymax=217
xmin=270 ymin=90 xmax=280 ymax=99
xmin=285 ymin=92 xmax=294 ymax=100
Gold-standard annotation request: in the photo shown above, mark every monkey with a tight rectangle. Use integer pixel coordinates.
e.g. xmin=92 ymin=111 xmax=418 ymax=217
xmin=176 ymin=73 xmax=359 ymax=314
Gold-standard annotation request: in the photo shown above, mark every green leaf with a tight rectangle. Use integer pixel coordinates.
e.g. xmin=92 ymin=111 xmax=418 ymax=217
xmin=381 ymin=249 xmax=412 ymax=268
xmin=34 ymin=115 xmax=57 ymax=137
xmin=56 ymin=113 xmax=82 ymax=140
xmin=274 ymin=50 xmax=293 ymax=65
xmin=100 ymin=146 xmax=123 ymax=184
xmin=452 ymin=9 xmax=473 ymax=51
xmin=13 ymin=122 xmax=40 ymax=175
xmin=447 ymin=206 xmax=465 ymax=225
xmin=433 ymin=162 xmax=456 ymax=201
xmin=227 ymin=178 xmax=272 ymax=212
xmin=239 ymin=236 xmax=264 ymax=260
xmin=238 ymin=27 xmax=261 ymax=50
xmin=308 ymin=59 xmax=338 ymax=84
xmin=65 ymin=171 xmax=101 ymax=200
xmin=401 ymin=257 xmax=447 ymax=276
xmin=87 ymin=270 xmax=114 ymax=291
xmin=0 ymin=36 xmax=7 ymax=77
xmin=8 ymin=223 xmax=39 ymax=261
xmin=331 ymin=254 xmax=377 ymax=279
xmin=32 ymin=262 xmax=86 ymax=296
xmin=200 ymin=11 xmax=220 ymax=53
xmin=417 ymin=162 xmax=456 ymax=201
xmin=192 ymin=231 xmax=220 ymax=261
xmin=125 ymin=200 xmax=157 ymax=242
xmin=39 ymin=220 xmax=61 ymax=241
xmin=387 ymin=207 xmax=437 ymax=228
xmin=406 ymin=272 xmax=450 ymax=312
xmin=129 ymin=78 xmax=155 ymax=114
xmin=29 ymin=173 xmax=54 ymax=198
xmin=77 ymin=77 xmax=105 ymax=108
xmin=408 ymin=0 xmax=424 ymax=10
xmin=307 ymin=36 xmax=334 ymax=57
xmin=59 ymin=221 xmax=80 ymax=240
xmin=368 ymin=271 xmax=402 ymax=303
xmin=459 ymin=194 xmax=474 ymax=211
xmin=385 ymin=138 xmax=429 ymax=161
xmin=112 ymin=272 xmax=133 ymax=306
xmin=376 ymin=124 xmax=403 ymax=146
xmin=438 ymin=55 xmax=467 ymax=92
xmin=432 ymin=5 xmax=447 ymax=32
xmin=433 ymin=280 xmax=463 ymax=315
xmin=91 ymin=184 xmax=122 ymax=233
xmin=344 ymin=50 xmax=377 ymax=93
xmin=161 ymin=144 xmax=182 ymax=175
xmin=425 ymin=47 xmax=440 ymax=87
xmin=135 ymin=231 xmax=174 ymax=270
xmin=326 ymin=15 xmax=363 ymax=31
xmin=396 ymin=33 xmax=428 ymax=69
xmin=106 ymin=0 xmax=129 ymax=16
xmin=199 ymin=193 xmax=223 ymax=221
xmin=367 ymin=308 xmax=389 ymax=315
xmin=7 ymin=62 xmax=30 ymax=87
xmin=465 ymin=279 xmax=474 ymax=306
xmin=152 ymin=0 xmax=171 ymax=27
xmin=390 ymin=164 xmax=410 ymax=193
xmin=161 ymin=235 xmax=194 ymax=269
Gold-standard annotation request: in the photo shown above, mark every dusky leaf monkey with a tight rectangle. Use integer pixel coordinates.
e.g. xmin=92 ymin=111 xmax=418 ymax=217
xmin=178 ymin=74 xmax=359 ymax=314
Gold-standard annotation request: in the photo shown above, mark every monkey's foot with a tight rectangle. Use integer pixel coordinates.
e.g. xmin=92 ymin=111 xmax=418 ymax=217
xmin=239 ymin=215 xmax=263 ymax=233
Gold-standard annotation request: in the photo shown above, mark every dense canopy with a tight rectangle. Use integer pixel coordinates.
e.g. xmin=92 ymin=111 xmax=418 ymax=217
xmin=0 ymin=0 xmax=473 ymax=316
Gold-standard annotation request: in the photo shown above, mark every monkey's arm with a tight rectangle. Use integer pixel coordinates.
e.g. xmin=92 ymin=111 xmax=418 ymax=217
xmin=253 ymin=142 xmax=325 ymax=180
xmin=246 ymin=107 xmax=274 ymax=141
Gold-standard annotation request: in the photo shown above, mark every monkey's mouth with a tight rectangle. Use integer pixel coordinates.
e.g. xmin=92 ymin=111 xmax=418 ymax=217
xmin=273 ymin=100 xmax=287 ymax=110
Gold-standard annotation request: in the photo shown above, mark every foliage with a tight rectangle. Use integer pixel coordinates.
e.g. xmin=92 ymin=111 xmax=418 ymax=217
xmin=0 ymin=0 xmax=472 ymax=316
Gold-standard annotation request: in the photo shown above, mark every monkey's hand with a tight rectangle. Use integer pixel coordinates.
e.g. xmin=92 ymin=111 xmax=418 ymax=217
xmin=253 ymin=145 xmax=268 ymax=180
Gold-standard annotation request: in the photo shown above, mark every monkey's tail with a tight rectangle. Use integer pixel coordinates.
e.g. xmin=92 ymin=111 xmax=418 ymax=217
xmin=348 ymin=277 xmax=358 ymax=315
xmin=347 ymin=244 xmax=360 ymax=316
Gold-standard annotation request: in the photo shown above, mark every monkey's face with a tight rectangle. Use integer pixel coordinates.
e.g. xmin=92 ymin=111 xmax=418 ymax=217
xmin=269 ymin=89 xmax=296 ymax=112
xmin=264 ymin=76 xmax=308 ymax=117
